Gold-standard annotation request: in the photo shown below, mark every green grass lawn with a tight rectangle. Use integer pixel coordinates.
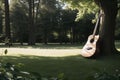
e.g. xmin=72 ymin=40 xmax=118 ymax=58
xmin=1 ymin=42 xmax=120 ymax=80
xmin=2 ymin=54 xmax=120 ymax=80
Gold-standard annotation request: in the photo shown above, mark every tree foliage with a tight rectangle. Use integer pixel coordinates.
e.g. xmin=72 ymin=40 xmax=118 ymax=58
xmin=61 ymin=0 xmax=99 ymax=21
xmin=0 ymin=0 xmax=120 ymax=45
xmin=11 ymin=0 xmax=28 ymax=43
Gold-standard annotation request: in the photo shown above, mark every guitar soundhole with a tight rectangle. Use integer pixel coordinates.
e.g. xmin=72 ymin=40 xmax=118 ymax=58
xmin=90 ymin=38 xmax=94 ymax=43
xmin=86 ymin=47 xmax=92 ymax=50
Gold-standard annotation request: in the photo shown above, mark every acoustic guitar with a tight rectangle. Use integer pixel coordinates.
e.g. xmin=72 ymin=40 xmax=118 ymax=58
xmin=81 ymin=13 xmax=103 ymax=58
xmin=81 ymin=35 xmax=100 ymax=57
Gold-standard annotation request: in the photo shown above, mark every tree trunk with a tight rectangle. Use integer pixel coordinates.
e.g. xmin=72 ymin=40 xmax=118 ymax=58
xmin=43 ymin=28 xmax=48 ymax=44
xmin=4 ymin=0 xmax=11 ymax=45
xmin=94 ymin=0 xmax=118 ymax=55
xmin=70 ymin=26 xmax=74 ymax=44
xmin=35 ymin=0 xmax=40 ymax=23
xmin=0 ymin=14 xmax=3 ymax=34
xmin=28 ymin=0 xmax=36 ymax=45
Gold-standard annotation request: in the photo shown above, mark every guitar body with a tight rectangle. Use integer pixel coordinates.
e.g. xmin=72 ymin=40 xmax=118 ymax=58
xmin=81 ymin=35 xmax=100 ymax=58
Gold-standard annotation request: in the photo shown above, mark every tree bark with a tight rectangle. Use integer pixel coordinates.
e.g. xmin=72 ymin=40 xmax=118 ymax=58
xmin=28 ymin=0 xmax=36 ymax=45
xmin=0 ymin=14 xmax=3 ymax=34
xmin=94 ymin=0 xmax=118 ymax=55
xmin=4 ymin=0 xmax=11 ymax=39
xmin=35 ymin=0 xmax=40 ymax=23
xmin=4 ymin=0 xmax=12 ymax=46
xmin=43 ymin=28 xmax=48 ymax=44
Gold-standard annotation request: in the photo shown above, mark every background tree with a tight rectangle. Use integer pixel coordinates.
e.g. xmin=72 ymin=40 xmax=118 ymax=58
xmin=11 ymin=0 xmax=28 ymax=44
xmin=60 ymin=9 xmax=77 ymax=44
xmin=0 ymin=7 xmax=3 ymax=34
xmin=4 ymin=0 xmax=11 ymax=44
xmin=9 ymin=0 xmax=95 ymax=44
xmin=28 ymin=0 xmax=35 ymax=45
xmin=11 ymin=0 xmax=40 ymax=45
xmin=38 ymin=0 xmax=61 ymax=44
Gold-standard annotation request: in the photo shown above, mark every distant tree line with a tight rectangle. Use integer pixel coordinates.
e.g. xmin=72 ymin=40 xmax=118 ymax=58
xmin=0 ymin=0 xmax=120 ymax=45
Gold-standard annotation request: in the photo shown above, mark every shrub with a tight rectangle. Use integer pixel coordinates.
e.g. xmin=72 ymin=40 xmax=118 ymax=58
xmin=0 ymin=62 xmax=41 ymax=80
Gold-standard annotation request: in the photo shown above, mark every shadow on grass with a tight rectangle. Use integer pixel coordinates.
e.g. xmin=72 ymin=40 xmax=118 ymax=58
xmin=2 ymin=54 xmax=120 ymax=80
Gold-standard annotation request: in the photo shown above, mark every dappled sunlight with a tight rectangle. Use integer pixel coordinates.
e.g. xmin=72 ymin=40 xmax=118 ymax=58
xmin=0 ymin=48 xmax=81 ymax=57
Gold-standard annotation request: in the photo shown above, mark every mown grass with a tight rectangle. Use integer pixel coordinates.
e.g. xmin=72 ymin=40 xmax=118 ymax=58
xmin=2 ymin=54 xmax=120 ymax=80
xmin=0 ymin=42 xmax=120 ymax=80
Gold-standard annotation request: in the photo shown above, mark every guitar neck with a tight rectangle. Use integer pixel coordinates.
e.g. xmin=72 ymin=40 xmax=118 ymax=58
xmin=92 ymin=13 xmax=103 ymax=37
xmin=92 ymin=16 xmax=100 ymax=37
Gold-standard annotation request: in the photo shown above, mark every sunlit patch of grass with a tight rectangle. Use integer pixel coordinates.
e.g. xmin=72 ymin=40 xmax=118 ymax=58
xmin=0 ymin=48 xmax=81 ymax=57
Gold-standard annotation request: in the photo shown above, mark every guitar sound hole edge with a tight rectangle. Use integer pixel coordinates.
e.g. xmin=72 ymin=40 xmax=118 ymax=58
xmin=86 ymin=47 xmax=93 ymax=50
xmin=90 ymin=38 xmax=94 ymax=43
